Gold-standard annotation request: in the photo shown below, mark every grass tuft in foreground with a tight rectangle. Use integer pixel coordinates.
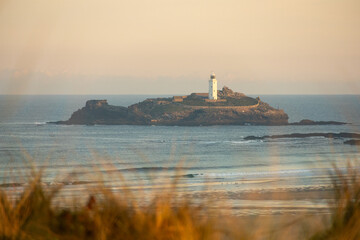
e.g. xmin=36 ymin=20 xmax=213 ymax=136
xmin=310 ymin=163 xmax=360 ymax=240
xmin=0 ymin=171 xmax=220 ymax=240
xmin=1 ymin=163 xmax=360 ymax=239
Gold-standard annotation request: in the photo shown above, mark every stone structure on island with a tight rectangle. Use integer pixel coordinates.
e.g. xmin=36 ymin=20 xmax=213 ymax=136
xmin=50 ymin=73 xmax=343 ymax=126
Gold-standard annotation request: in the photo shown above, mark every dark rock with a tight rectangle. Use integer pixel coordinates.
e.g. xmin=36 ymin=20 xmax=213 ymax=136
xmin=217 ymin=86 xmax=245 ymax=99
xmin=244 ymin=136 xmax=264 ymax=140
xmin=244 ymin=132 xmax=360 ymax=140
xmin=52 ymin=100 xmax=147 ymax=125
xmin=182 ymin=174 xmax=199 ymax=178
xmin=0 ymin=182 xmax=23 ymax=187
xmin=85 ymin=100 xmax=108 ymax=109
xmin=290 ymin=119 xmax=347 ymax=125
xmin=344 ymin=140 xmax=360 ymax=145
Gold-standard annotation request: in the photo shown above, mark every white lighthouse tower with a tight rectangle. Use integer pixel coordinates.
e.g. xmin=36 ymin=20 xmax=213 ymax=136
xmin=208 ymin=72 xmax=218 ymax=100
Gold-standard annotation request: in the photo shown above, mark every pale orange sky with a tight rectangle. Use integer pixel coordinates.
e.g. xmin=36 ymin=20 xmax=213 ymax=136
xmin=0 ymin=0 xmax=359 ymax=94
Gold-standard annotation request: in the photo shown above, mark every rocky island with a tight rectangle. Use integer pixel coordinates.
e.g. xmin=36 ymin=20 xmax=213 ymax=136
xmin=54 ymin=86 xmax=290 ymax=126
xmin=52 ymin=73 xmax=347 ymax=126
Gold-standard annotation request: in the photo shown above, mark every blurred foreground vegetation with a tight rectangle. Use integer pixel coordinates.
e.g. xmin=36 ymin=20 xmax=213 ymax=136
xmin=1 ymin=164 xmax=360 ymax=240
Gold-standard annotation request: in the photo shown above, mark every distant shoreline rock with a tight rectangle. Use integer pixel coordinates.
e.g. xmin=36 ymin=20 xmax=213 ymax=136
xmin=344 ymin=140 xmax=360 ymax=146
xmin=289 ymin=119 xmax=347 ymax=126
xmin=244 ymin=132 xmax=360 ymax=141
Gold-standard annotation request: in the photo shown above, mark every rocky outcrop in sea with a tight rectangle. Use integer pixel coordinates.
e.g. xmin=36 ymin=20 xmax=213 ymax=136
xmin=53 ymin=87 xmax=290 ymax=126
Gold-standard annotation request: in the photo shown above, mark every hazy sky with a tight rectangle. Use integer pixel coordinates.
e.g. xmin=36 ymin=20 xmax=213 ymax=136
xmin=0 ymin=0 xmax=359 ymax=94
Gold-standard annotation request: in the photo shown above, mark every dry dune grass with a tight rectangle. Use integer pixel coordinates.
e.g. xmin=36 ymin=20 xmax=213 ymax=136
xmin=310 ymin=163 xmax=360 ymax=240
xmin=0 ymin=169 xmax=221 ymax=240
xmin=0 ymin=163 xmax=360 ymax=240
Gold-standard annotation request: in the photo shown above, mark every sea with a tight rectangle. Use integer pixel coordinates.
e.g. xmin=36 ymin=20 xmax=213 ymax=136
xmin=0 ymin=95 xmax=360 ymax=216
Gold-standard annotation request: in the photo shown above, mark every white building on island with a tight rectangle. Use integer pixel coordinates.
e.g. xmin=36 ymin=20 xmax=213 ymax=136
xmin=208 ymin=72 xmax=218 ymax=100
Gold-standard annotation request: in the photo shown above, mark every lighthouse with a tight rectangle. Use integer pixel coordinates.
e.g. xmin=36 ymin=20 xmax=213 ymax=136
xmin=208 ymin=72 xmax=218 ymax=100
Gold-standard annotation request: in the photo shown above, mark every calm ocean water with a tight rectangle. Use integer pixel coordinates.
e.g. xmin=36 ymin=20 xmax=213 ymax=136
xmin=0 ymin=95 xmax=360 ymax=215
